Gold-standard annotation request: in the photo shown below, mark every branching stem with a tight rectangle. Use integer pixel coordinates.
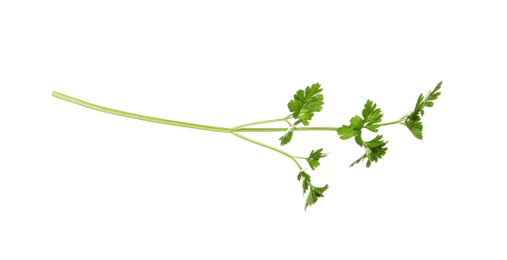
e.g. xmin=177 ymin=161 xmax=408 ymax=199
xmin=232 ymin=118 xmax=288 ymax=131
xmin=52 ymin=91 xmax=316 ymax=170
xmin=52 ymin=91 xmax=408 ymax=171
xmin=52 ymin=92 xmax=232 ymax=133
xmin=231 ymin=131 xmax=302 ymax=170
xmin=374 ymin=119 xmax=403 ymax=127
xmin=53 ymin=80 xmax=442 ymax=210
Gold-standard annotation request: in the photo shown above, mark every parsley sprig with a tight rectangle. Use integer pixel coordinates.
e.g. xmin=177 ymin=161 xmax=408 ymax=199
xmin=279 ymin=83 xmax=324 ymax=146
xmin=403 ymin=81 xmax=442 ymax=139
xmin=297 ymin=170 xmax=329 ymax=210
xmin=337 ymin=99 xmax=387 ymax=167
xmin=288 ymin=83 xmax=324 ymax=126
xmin=337 ymin=99 xmax=384 ymax=145
xmin=306 ymin=148 xmax=327 ymax=170
xmin=337 ymin=82 xmax=442 ymax=167
xmin=52 ymin=81 xmax=442 ymax=210
xmin=349 ymin=135 xmax=388 ymax=168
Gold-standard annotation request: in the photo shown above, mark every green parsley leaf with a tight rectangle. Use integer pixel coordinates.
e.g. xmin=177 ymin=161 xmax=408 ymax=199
xmin=337 ymin=116 xmax=363 ymax=140
xmin=297 ymin=170 xmax=312 ymax=193
xmin=279 ymin=129 xmax=294 ymax=146
xmin=337 ymin=100 xmax=383 ymax=141
xmin=298 ymin=170 xmax=328 ymax=210
xmin=305 ymin=184 xmax=329 ymax=210
xmin=365 ymin=134 xmax=385 ymax=148
xmin=406 ymin=120 xmax=423 ymax=140
xmin=349 ymin=135 xmax=388 ymax=168
xmin=338 ymin=100 xmax=388 ymax=167
xmin=306 ymin=148 xmax=327 ymax=170
xmin=404 ymin=82 xmax=442 ymax=140
xmin=349 ymin=155 xmax=366 ymax=168
xmin=362 ymin=99 xmax=383 ymax=132
xmin=287 ymin=83 xmax=324 ymax=126
xmin=424 ymin=82 xmax=442 ymax=108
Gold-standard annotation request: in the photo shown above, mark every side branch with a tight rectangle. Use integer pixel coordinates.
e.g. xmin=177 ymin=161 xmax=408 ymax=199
xmin=231 ymin=131 xmax=303 ymax=170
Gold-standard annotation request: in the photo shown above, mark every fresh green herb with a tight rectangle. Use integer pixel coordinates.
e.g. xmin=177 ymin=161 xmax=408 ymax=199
xmin=287 ymin=83 xmax=324 ymax=126
xmin=362 ymin=100 xmax=383 ymax=132
xmin=297 ymin=170 xmax=329 ymax=210
xmin=279 ymin=128 xmax=294 ymax=146
xmin=337 ymin=99 xmax=388 ymax=167
xmin=349 ymin=135 xmax=388 ymax=168
xmin=52 ymin=81 xmax=442 ymax=210
xmin=337 ymin=99 xmax=384 ymax=145
xmin=306 ymin=148 xmax=327 ymax=170
xmin=337 ymin=82 xmax=442 ymax=167
xmin=404 ymin=82 xmax=442 ymax=139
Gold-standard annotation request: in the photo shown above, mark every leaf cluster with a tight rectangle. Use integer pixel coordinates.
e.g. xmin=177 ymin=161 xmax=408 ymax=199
xmin=337 ymin=99 xmax=383 ymax=145
xmin=279 ymin=128 xmax=294 ymax=146
xmin=306 ymin=148 xmax=327 ymax=170
xmin=404 ymin=82 xmax=442 ymax=140
xmin=349 ymin=135 xmax=388 ymax=168
xmin=297 ymin=170 xmax=329 ymax=210
xmin=293 ymin=148 xmax=328 ymax=209
xmin=287 ymin=83 xmax=324 ymax=126
xmin=280 ymin=83 xmax=324 ymax=146
xmin=337 ymin=100 xmax=388 ymax=167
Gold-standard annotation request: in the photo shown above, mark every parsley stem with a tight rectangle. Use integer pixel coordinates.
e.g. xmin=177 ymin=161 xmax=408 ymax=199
xmin=231 ymin=131 xmax=303 ymax=170
xmin=235 ymin=127 xmax=338 ymax=132
xmin=375 ymin=120 xmax=403 ymax=127
xmin=232 ymin=118 xmax=288 ymax=131
xmin=52 ymin=91 xmax=231 ymax=133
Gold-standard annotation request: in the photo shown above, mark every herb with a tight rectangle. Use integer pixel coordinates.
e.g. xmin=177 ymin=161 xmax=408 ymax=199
xmin=337 ymin=99 xmax=387 ymax=167
xmin=306 ymin=148 xmax=327 ymax=170
xmin=404 ymin=82 xmax=442 ymax=139
xmin=349 ymin=135 xmax=388 ymax=168
xmin=287 ymin=83 xmax=324 ymax=126
xmin=297 ymin=170 xmax=329 ymax=210
xmin=337 ymin=82 xmax=442 ymax=167
xmin=279 ymin=128 xmax=294 ymax=146
xmin=52 ymin=81 xmax=442 ymax=210
xmin=337 ymin=99 xmax=384 ymax=146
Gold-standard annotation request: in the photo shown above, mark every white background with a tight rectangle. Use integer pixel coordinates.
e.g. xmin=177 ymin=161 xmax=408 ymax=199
xmin=1 ymin=1 xmax=506 ymax=259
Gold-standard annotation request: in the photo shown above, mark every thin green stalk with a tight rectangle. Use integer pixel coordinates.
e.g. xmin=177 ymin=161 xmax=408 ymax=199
xmin=235 ymin=127 xmax=338 ymax=132
xmin=375 ymin=119 xmax=403 ymax=127
xmin=232 ymin=117 xmax=288 ymax=131
xmin=52 ymin=91 xmax=232 ymax=133
xmin=231 ymin=131 xmax=302 ymax=170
